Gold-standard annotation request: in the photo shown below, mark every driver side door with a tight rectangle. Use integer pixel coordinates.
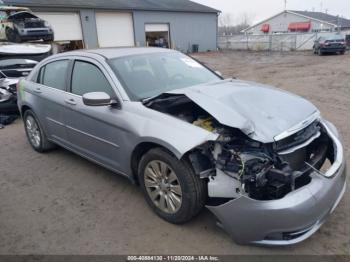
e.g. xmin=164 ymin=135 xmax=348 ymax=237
xmin=63 ymin=58 xmax=127 ymax=173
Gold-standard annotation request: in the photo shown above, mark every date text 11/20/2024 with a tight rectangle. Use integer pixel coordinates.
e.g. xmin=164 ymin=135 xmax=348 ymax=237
xmin=127 ymin=256 xmax=220 ymax=261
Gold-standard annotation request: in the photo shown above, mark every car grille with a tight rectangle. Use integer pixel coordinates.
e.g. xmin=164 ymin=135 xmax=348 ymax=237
xmin=1 ymin=69 xmax=32 ymax=78
xmin=27 ymin=30 xmax=48 ymax=34
xmin=25 ymin=21 xmax=45 ymax=28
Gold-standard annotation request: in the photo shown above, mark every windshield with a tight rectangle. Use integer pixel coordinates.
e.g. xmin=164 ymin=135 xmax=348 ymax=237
xmin=8 ymin=11 xmax=38 ymax=20
xmin=325 ymin=34 xmax=345 ymax=40
xmin=109 ymin=52 xmax=221 ymax=101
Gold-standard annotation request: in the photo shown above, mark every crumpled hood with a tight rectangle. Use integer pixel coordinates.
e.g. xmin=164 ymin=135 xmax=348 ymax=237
xmin=167 ymin=79 xmax=318 ymax=143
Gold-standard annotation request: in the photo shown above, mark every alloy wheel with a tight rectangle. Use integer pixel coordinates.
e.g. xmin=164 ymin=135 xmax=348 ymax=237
xmin=144 ymin=160 xmax=182 ymax=214
xmin=25 ymin=115 xmax=41 ymax=148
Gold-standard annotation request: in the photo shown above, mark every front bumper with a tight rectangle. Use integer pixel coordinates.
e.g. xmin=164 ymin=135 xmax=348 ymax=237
xmin=18 ymin=28 xmax=53 ymax=40
xmin=0 ymin=94 xmax=18 ymax=114
xmin=207 ymin=121 xmax=347 ymax=246
xmin=321 ymin=47 xmax=346 ymax=53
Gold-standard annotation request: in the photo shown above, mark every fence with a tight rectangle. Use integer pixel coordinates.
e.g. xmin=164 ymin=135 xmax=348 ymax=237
xmin=218 ymin=32 xmax=348 ymax=52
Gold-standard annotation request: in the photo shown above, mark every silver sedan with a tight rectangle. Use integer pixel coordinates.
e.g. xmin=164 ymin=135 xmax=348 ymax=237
xmin=17 ymin=48 xmax=346 ymax=245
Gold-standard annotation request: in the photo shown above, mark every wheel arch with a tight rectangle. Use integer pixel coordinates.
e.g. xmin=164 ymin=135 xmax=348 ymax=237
xmin=130 ymin=141 xmax=183 ymax=184
xmin=20 ymin=105 xmax=32 ymax=117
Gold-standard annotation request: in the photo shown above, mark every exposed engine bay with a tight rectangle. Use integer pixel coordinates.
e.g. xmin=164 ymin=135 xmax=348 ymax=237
xmin=145 ymin=94 xmax=334 ymax=201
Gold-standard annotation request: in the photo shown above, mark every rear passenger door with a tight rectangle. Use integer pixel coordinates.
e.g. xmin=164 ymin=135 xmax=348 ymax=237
xmin=63 ymin=58 xmax=125 ymax=172
xmin=34 ymin=59 xmax=71 ymax=144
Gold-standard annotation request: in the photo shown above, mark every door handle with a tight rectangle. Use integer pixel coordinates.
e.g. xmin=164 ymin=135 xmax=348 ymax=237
xmin=34 ymin=87 xmax=42 ymax=93
xmin=65 ymin=98 xmax=77 ymax=106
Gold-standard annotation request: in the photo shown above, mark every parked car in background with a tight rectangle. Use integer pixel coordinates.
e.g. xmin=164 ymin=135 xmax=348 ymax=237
xmin=0 ymin=6 xmax=54 ymax=43
xmin=17 ymin=48 xmax=346 ymax=246
xmin=313 ymin=34 xmax=346 ymax=55
xmin=0 ymin=42 xmax=51 ymax=114
xmin=0 ymin=86 xmax=17 ymax=115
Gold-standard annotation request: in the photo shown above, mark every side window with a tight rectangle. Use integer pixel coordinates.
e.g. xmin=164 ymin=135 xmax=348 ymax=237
xmin=71 ymin=61 xmax=114 ymax=97
xmin=40 ymin=60 xmax=69 ymax=91
xmin=37 ymin=66 xmax=45 ymax=84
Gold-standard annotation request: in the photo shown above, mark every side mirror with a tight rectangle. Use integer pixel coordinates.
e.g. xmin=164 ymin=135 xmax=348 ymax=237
xmin=83 ymin=92 xmax=112 ymax=107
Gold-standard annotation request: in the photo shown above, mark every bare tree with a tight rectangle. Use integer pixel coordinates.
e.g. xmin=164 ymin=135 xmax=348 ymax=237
xmin=219 ymin=13 xmax=233 ymax=27
xmin=238 ymin=12 xmax=254 ymax=26
xmin=219 ymin=12 xmax=255 ymax=36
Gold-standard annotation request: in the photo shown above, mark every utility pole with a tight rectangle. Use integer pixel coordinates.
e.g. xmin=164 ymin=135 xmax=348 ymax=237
xmin=337 ymin=15 xmax=341 ymax=32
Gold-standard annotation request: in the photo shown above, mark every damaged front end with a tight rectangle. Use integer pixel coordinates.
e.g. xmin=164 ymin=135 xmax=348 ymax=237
xmin=145 ymin=93 xmax=346 ymax=245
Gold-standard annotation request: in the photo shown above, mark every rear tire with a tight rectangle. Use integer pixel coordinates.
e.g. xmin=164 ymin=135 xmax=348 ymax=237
xmin=340 ymin=51 xmax=345 ymax=55
xmin=138 ymin=148 xmax=207 ymax=224
xmin=23 ymin=110 xmax=56 ymax=153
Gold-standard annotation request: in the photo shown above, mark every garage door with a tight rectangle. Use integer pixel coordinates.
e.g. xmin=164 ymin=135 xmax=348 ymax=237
xmin=145 ymin=24 xmax=170 ymax=48
xmin=145 ymin=24 xmax=169 ymax=33
xmin=35 ymin=12 xmax=83 ymax=41
xmin=96 ymin=12 xmax=134 ymax=48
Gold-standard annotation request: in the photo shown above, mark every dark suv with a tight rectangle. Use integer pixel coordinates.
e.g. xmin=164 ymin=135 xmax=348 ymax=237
xmin=313 ymin=34 xmax=346 ymax=55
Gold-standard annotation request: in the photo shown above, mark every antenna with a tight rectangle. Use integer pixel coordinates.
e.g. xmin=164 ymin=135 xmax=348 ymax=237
xmin=284 ymin=0 xmax=287 ymax=10
xmin=320 ymin=1 xmax=323 ymax=12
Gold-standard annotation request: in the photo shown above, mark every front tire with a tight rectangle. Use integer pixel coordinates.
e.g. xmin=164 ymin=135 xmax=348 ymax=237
xmin=5 ymin=28 xmax=15 ymax=42
xmin=138 ymin=148 xmax=207 ymax=224
xmin=23 ymin=110 xmax=55 ymax=153
xmin=14 ymin=32 xmax=22 ymax=43
xmin=7 ymin=29 xmax=22 ymax=43
xmin=44 ymin=36 xmax=54 ymax=42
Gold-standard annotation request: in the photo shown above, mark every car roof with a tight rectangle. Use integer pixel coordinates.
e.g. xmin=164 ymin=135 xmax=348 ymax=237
xmin=0 ymin=42 xmax=52 ymax=54
xmin=57 ymin=47 xmax=177 ymax=60
xmin=0 ymin=6 xmax=29 ymax=11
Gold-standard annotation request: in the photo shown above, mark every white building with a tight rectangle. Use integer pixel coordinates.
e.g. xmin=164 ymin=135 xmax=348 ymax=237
xmin=242 ymin=10 xmax=350 ymax=35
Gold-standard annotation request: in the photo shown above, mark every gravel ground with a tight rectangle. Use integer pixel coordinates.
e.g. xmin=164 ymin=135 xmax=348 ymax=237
xmin=0 ymin=50 xmax=349 ymax=255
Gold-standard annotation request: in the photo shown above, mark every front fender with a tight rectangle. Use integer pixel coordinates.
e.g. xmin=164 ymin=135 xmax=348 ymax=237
xmin=126 ymin=103 xmax=219 ymax=159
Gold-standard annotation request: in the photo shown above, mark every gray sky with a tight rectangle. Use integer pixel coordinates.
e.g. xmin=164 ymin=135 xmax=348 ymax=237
xmin=192 ymin=0 xmax=350 ymax=25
